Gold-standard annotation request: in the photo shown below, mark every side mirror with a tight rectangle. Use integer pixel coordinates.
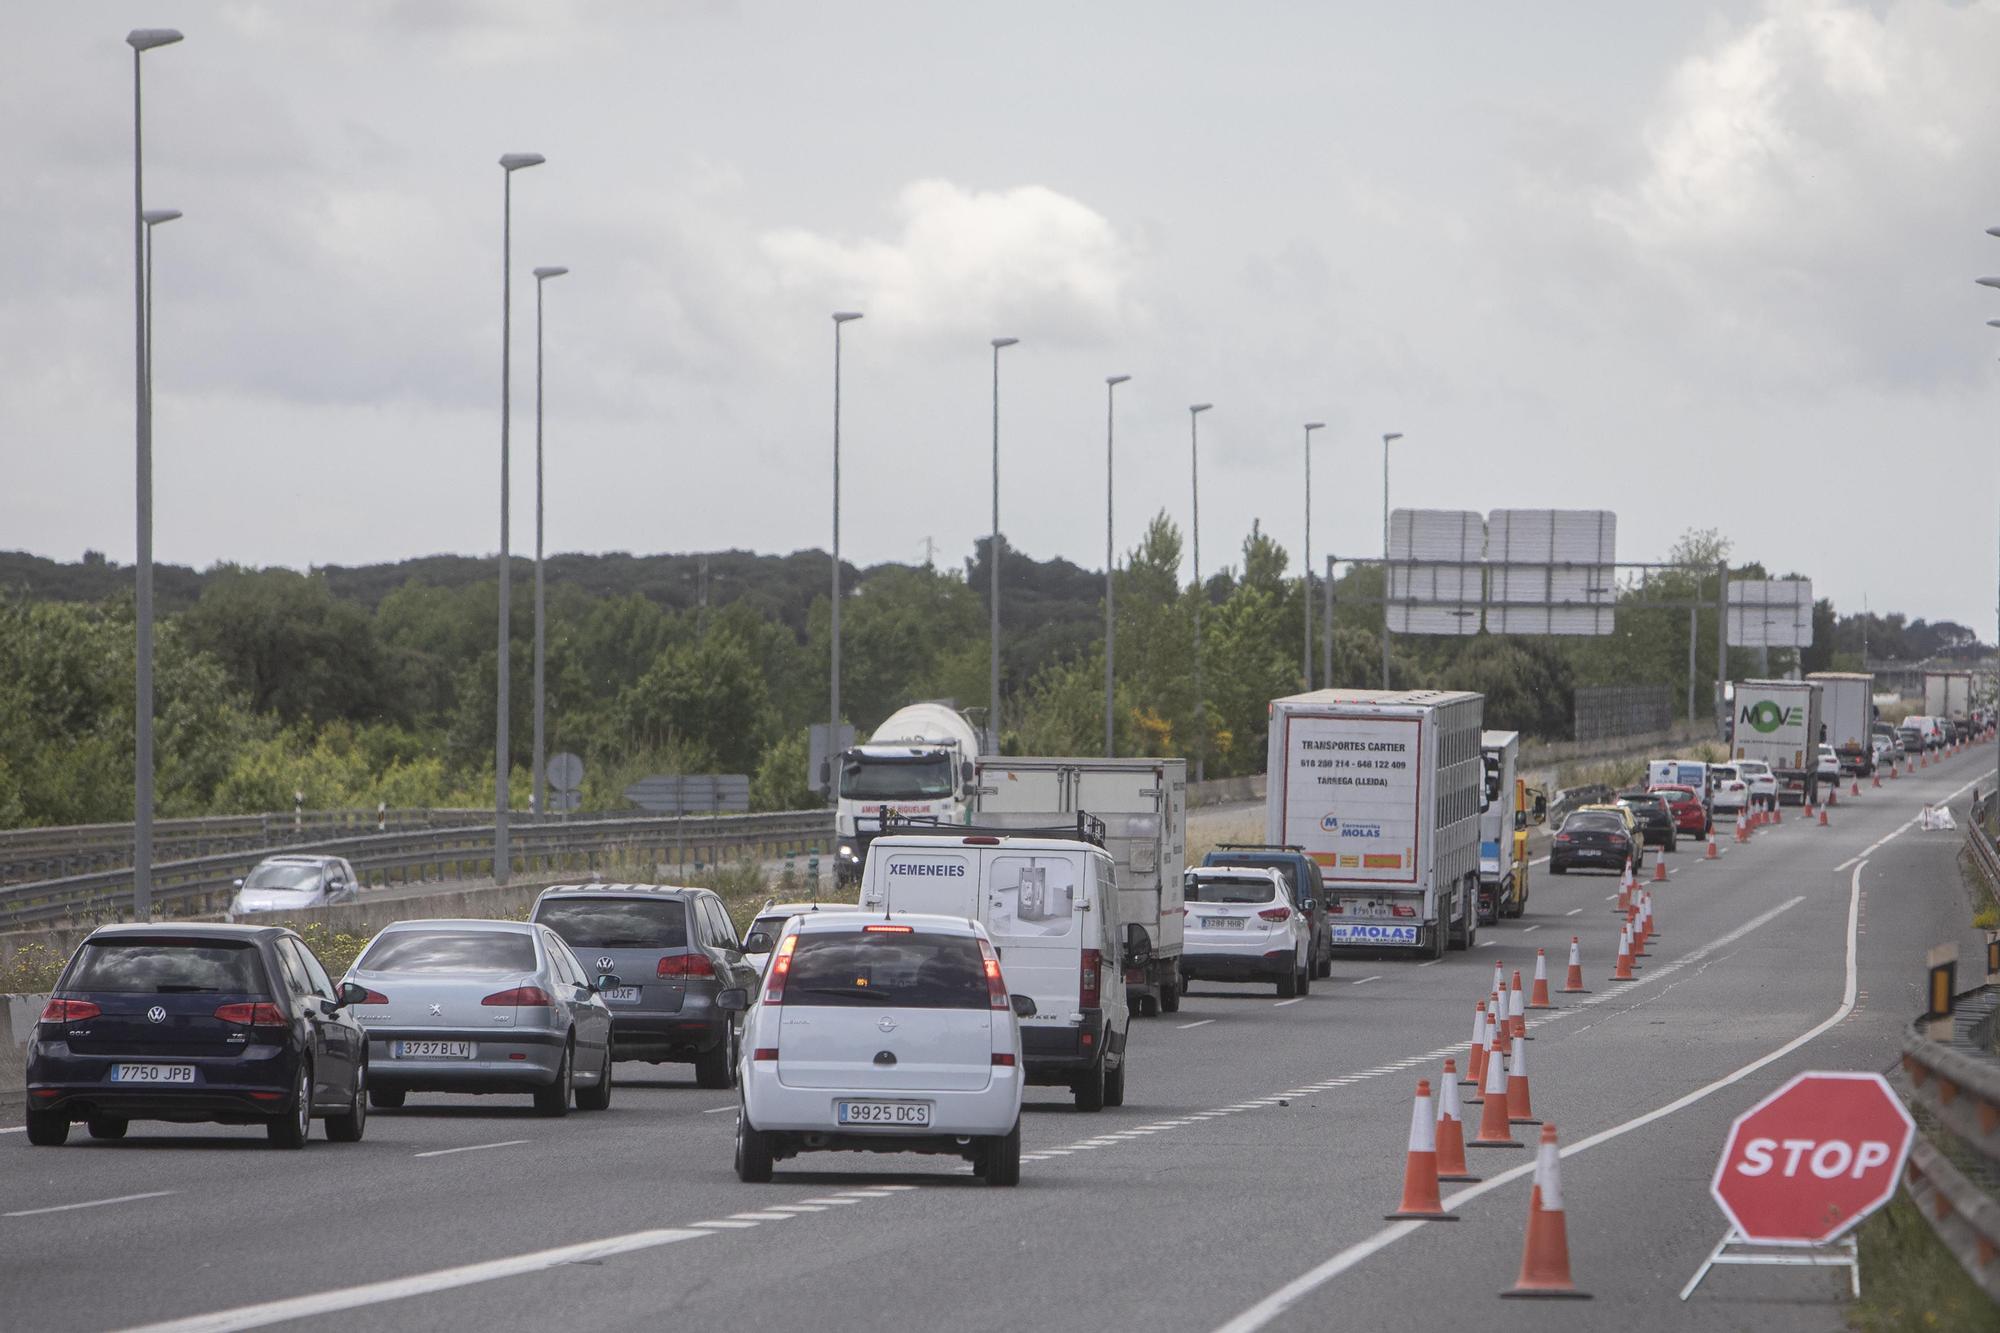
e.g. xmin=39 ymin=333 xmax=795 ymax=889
xmin=1010 ymin=994 xmax=1036 ymax=1018
xmin=742 ymin=931 xmax=773 ymax=954
xmin=594 ymin=973 xmax=622 ymax=992
xmin=337 ymin=981 xmax=369 ymax=1008
xmin=961 ymin=760 xmax=975 ymax=785
xmin=716 ymin=988 xmax=750 ymax=1013
xmin=232 ymin=878 xmax=244 ymax=890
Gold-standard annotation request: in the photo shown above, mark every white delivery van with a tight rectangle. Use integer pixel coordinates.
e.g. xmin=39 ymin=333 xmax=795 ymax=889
xmin=859 ymin=824 xmax=1131 ymax=1112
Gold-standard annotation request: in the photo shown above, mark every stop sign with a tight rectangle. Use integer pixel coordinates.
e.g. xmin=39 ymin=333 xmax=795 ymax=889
xmin=1710 ymin=1071 xmax=1916 ymax=1246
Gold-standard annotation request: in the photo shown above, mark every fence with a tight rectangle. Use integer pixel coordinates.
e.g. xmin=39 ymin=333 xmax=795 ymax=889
xmin=1572 ymin=684 xmax=1673 ymax=744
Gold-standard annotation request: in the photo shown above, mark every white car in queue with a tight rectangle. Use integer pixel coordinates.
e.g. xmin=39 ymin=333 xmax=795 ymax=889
xmin=727 ymin=912 xmax=1031 ymax=1186
xmin=739 ymin=899 xmax=865 ymax=976
xmin=1180 ymin=866 xmax=1311 ymax=998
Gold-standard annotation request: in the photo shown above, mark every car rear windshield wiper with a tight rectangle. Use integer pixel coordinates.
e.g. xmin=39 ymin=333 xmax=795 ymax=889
xmin=788 ymin=985 xmax=894 ymax=1003
xmin=152 ymin=984 xmax=223 ymax=993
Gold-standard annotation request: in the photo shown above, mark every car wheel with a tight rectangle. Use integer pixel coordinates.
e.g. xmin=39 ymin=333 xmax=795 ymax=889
xmin=1297 ymin=960 xmax=1312 ymax=996
xmin=326 ymin=1064 xmax=368 ymax=1143
xmin=534 ymin=1041 xmax=574 ymax=1117
xmin=982 ymin=1121 xmax=1022 ymax=1187
xmin=734 ymin=1108 xmax=775 ymax=1183
xmin=576 ymin=1044 xmax=613 ymax=1112
xmin=694 ymin=1035 xmax=732 ymax=1090
xmin=1136 ymin=992 xmax=1160 ymax=1019
xmin=1549 ymin=859 xmax=1566 ymax=875
xmin=1276 ymin=962 xmax=1298 ymax=998
xmin=86 ymin=1117 xmax=127 ymax=1141
xmin=1666 ymin=832 xmax=1677 ymax=853
xmin=1159 ymin=975 xmax=1182 ymax=1014
xmin=25 ymin=1109 xmax=69 ymax=1147
xmin=268 ymin=1062 xmax=312 ymax=1150
xmin=1073 ymin=1051 xmax=1107 ymax=1112
xmin=1104 ymin=1049 xmax=1127 ymax=1108
xmin=368 ymin=1087 xmax=406 ymax=1110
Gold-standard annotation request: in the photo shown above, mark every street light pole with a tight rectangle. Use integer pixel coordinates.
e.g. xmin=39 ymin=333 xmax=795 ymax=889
xmin=1380 ymin=431 xmax=1403 ymax=690
xmin=1104 ymin=375 xmax=1130 ymax=758
xmin=530 ymin=264 xmax=567 ymax=821
xmin=495 ymin=152 xmax=545 ymax=887
xmin=831 ymin=312 xmax=863 ymax=761
xmin=989 ymin=337 xmax=1019 ymax=753
xmin=1302 ymin=421 xmax=1325 ymax=688
xmin=127 ymin=26 xmax=182 ymax=923
xmin=1978 ymin=250 xmax=2000 ymax=804
xmin=1190 ymin=403 xmax=1213 ymax=782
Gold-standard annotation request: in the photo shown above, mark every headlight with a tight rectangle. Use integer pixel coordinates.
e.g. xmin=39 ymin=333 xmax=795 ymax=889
xmin=838 ymin=844 xmax=854 ymax=858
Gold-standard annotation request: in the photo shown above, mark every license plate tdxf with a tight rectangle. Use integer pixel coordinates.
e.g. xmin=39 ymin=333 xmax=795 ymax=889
xmin=393 ymin=1040 xmax=472 ymax=1059
xmin=602 ymin=987 xmax=641 ymax=1004
xmin=836 ymin=1100 xmax=932 ymax=1127
xmin=109 ymin=1063 xmax=194 ymax=1084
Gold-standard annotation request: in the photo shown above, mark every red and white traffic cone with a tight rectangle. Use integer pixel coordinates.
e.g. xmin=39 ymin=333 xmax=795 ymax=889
xmin=1491 ymin=960 xmax=1507 ymax=999
xmin=1559 ymin=936 xmax=1589 ymax=994
xmin=1435 ymin=1060 xmax=1480 ymax=1183
xmin=1610 ymin=925 xmax=1637 ymax=980
xmin=1640 ymin=890 xmax=1657 ymax=944
xmin=1501 ymin=1124 xmax=1591 ymax=1300
xmin=1891 ymin=762 xmax=1900 ymax=780
xmin=1872 ymin=769 xmax=1882 ymax=789
xmin=1651 ymin=855 xmax=1666 ymax=883
xmin=1705 ymin=829 xmax=1719 ymax=859
xmin=1528 ymin=949 xmax=1554 ymax=1009
xmin=1509 ymin=970 xmax=1528 ymax=1039
xmin=1827 ymin=786 xmax=1838 ymax=808
xmin=1734 ymin=815 xmax=1750 ymax=844
xmin=1851 ymin=780 xmax=1860 ymax=797
xmin=1627 ymin=906 xmax=1648 ymax=957
xmin=1466 ymin=1001 xmax=1488 ymax=1091
xmin=1506 ymin=1030 xmax=1539 ymax=1125
xmin=1385 ymin=1079 xmax=1459 ymax=1220
xmin=1818 ymin=805 xmax=1830 ymax=827
xmin=1490 ymin=994 xmax=1513 ymax=1060
xmin=1468 ymin=1028 xmax=1522 ymax=1149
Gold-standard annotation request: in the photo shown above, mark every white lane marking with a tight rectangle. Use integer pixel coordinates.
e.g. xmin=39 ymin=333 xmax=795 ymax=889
xmin=728 ymin=1211 xmax=800 ymax=1222
xmin=702 ymin=1105 xmax=736 ymax=1114
xmin=1416 ymin=959 xmax=1442 ymax=968
xmin=1177 ymin=1019 xmax=1216 ymax=1029
xmin=121 ymin=1228 xmax=713 ymax=1333
xmin=5 ymin=1190 xmax=176 ymax=1219
xmin=1476 ymin=939 xmax=1497 ymax=948
xmin=1565 ymin=908 xmax=1583 ymax=916
xmin=1529 ymin=855 xmax=1549 ymax=866
xmin=1522 ymin=925 xmax=1540 ymax=933
xmin=1274 ymin=998 xmax=1305 ymax=1008
xmin=760 ymin=1204 xmax=827 ymax=1213
xmin=412 ymin=1139 xmax=528 ymax=1159
xmin=689 ymin=1219 xmax=759 ymax=1229
xmin=1351 ymin=976 xmax=1381 ymax=986
xmin=0 ymin=1126 xmax=24 ymax=1135
xmin=800 ymin=1197 xmax=865 ymax=1205
xmin=1212 ymin=864 xmax=1869 ymax=1333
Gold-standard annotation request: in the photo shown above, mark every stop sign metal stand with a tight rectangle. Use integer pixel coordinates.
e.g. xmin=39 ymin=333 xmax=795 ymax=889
xmin=1679 ymin=1227 xmax=1860 ymax=1301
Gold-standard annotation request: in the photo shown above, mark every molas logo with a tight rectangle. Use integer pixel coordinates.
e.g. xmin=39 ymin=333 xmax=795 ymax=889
xmin=1739 ymin=700 xmax=1804 ymax=734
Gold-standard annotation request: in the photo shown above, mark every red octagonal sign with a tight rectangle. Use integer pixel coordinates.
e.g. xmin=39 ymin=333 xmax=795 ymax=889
xmin=1710 ymin=1071 xmax=1916 ymax=1246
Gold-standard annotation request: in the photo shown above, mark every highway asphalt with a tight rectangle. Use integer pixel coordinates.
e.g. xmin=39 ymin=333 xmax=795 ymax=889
xmin=3 ymin=747 xmax=1992 ymax=1333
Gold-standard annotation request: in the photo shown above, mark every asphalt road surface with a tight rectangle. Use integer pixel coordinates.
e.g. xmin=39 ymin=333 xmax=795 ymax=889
xmin=4 ymin=749 xmax=1992 ymax=1333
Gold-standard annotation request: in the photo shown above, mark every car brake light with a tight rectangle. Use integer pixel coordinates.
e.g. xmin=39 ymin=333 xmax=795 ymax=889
xmin=864 ymin=923 xmax=914 ymax=933
xmin=213 ymin=1001 xmax=286 ymax=1026
xmin=657 ymin=954 xmax=716 ymax=978
xmin=1080 ymin=948 xmax=1101 ymax=1009
xmin=963 ymin=836 xmax=1000 ymax=845
xmin=763 ymin=935 xmax=798 ymax=1005
xmin=39 ymin=999 xmax=101 ymax=1022
xmin=357 ymin=988 xmax=390 ymax=1005
xmin=1391 ymin=905 xmax=1417 ymax=918
xmin=978 ymin=937 xmax=1009 ymax=1011
xmin=992 ymin=1052 xmax=1017 ymax=1066
xmin=1326 ymin=903 xmax=1344 ymax=915
xmin=752 ymin=1047 xmax=779 ymax=1061
xmin=1555 ymin=833 xmax=1573 ymax=843
xmin=481 ymin=987 xmax=552 ymax=1007
xmin=1257 ymin=907 xmax=1291 ymax=922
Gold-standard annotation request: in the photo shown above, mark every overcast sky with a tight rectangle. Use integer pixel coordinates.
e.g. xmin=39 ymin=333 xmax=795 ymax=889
xmin=8 ymin=2 xmax=2000 ymax=631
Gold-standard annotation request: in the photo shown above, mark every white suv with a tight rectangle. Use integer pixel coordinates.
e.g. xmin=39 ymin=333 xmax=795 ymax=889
xmin=1180 ymin=867 xmax=1311 ymax=998
xmin=728 ymin=913 xmax=1029 ymax=1186
xmin=1733 ymin=759 xmax=1779 ymax=810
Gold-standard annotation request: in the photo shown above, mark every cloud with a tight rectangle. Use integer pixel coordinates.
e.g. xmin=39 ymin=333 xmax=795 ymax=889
xmin=759 ymin=179 xmax=1141 ymax=343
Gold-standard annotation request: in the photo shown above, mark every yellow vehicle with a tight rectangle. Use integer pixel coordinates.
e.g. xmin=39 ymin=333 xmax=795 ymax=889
xmin=1479 ymin=731 xmax=1547 ymax=922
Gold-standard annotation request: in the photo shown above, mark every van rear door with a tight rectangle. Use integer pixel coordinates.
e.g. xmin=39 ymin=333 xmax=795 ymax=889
xmin=982 ymin=849 xmax=1087 ymax=1029
xmin=867 ymin=845 xmax=979 ymax=918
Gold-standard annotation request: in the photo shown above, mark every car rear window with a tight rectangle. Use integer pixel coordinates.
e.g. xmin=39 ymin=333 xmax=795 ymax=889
xmin=534 ymin=898 xmax=688 ymax=950
xmin=357 ymin=930 xmax=537 ymax=974
xmin=1565 ymin=813 xmax=1624 ymax=833
xmin=1186 ymin=877 xmax=1277 ymax=904
xmin=242 ymin=863 xmax=322 ymax=893
xmin=1209 ymin=856 xmax=1299 ymax=895
xmin=67 ymin=938 xmax=268 ymax=994
xmin=784 ymin=932 xmax=989 ymax=1009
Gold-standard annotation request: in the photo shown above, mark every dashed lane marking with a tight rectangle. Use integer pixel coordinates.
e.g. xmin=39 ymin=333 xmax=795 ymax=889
xmin=1177 ymin=1019 xmax=1216 ymax=1029
xmin=412 ymin=1139 xmax=528 ymax=1159
xmin=1351 ymin=976 xmax=1382 ymax=986
xmin=1274 ymin=997 xmax=1305 ymax=1008
xmin=5 ymin=1190 xmax=177 ymax=1219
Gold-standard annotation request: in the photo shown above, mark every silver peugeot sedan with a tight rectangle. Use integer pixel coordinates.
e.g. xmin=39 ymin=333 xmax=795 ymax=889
xmin=227 ymin=855 xmax=361 ymax=919
xmin=342 ymin=919 xmax=614 ymax=1116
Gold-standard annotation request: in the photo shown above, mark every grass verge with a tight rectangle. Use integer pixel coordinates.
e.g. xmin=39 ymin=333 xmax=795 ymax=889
xmin=1848 ymin=1191 xmax=1999 ymax=1331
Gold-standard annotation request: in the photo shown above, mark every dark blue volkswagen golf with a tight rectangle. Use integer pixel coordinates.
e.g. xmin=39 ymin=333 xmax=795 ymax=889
xmin=25 ymin=923 xmax=370 ymax=1148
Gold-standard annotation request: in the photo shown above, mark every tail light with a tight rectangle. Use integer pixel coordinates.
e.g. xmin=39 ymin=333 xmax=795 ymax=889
xmin=1257 ymin=907 xmax=1292 ymax=923
xmin=657 ymin=954 xmax=715 ymax=978
xmin=1391 ymin=904 xmax=1417 ymax=918
xmin=356 ymin=988 xmax=390 ymax=1005
xmin=752 ymin=1047 xmax=779 ymax=1061
xmin=1555 ymin=833 xmax=1573 ymax=844
xmin=992 ymin=1052 xmax=1017 ymax=1066
xmin=213 ymin=1001 xmax=286 ymax=1026
xmin=481 ymin=986 xmax=552 ymax=1007
xmin=978 ymin=937 xmax=1009 ymax=1011
xmin=39 ymin=999 xmax=101 ymax=1022
xmin=864 ymin=923 xmax=913 ymax=933
xmin=763 ymin=935 xmax=798 ymax=1005
xmin=1080 ymin=948 xmax=1101 ymax=1009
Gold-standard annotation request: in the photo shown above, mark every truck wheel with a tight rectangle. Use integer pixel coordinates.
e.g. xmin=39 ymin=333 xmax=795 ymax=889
xmin=1160 ymin=975 xmax=1181 ymax=1014
xmin=1315 ymin=943 xmax=1332 ymax=979
xmin=1426 ymin=922 xmax=1447 ymax=961
xmin=1073 ymin=1055 xmax=1107 ymax=1112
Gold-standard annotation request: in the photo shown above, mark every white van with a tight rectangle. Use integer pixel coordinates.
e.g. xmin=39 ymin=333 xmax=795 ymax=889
xmin=859 ymin=829 xmax=1131 ymax=1112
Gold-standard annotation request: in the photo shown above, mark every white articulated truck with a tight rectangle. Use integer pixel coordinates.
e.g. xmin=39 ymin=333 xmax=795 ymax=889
xmin=831 ymin=702 xmax=982 ymax=888
xmin=1730 ymin=679 xmax=1823 ymax=805
xmin=1265 ymin=689 xmax=1484 ymax=960
xmin=972 ymin=757 xmax=1187 ymax=1017
xmin=1807 ymin=671 xmax=1876 ymax=775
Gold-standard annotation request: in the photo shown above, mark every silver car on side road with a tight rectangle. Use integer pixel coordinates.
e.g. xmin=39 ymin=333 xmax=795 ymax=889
xmin=342 ymin=919 xmax=615 ymax=1116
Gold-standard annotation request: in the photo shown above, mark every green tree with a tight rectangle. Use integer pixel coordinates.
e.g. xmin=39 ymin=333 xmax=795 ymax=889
xmin=618 ymin=630 xmax=771 ymax=773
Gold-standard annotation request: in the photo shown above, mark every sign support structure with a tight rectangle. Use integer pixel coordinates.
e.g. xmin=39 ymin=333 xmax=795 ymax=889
xmin=1679 ymin=1227 xmax=1859 ymax=1302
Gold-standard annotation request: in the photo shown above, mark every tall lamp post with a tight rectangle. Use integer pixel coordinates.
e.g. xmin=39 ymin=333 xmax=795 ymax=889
xmin=494 ymin=151 xmax=545 ymax=887
xmin=1978 ymin=252 xmax=2000 ymax=802
xmin=1302 ymin=421 xmax=1325 ymax=688
xmin=1380 ymin=430 xmax=1403 ymax=690
xmin=1190 ymin=403 xmax=1213 ymax=782
xmin=988 ymin=336 xmax=1019 ymax=752
xmin=1104 ymin=374 xmax=1131 ymax=758
xmin=830 ymin=311 xmax=863 ymax=766
xmin=128 ymin=26 xmax=183 ymax=922
xmin=529 ymin=264 xmax=567 ymax=819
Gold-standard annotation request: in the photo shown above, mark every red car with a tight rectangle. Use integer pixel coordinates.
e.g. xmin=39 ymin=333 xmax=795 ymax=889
xmin=1649 ymin=784 xmax=1709 ymax=837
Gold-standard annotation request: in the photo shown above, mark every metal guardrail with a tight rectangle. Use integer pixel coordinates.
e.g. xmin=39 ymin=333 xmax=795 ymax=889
xmin=1547 ymin=783 xmax=1614 ymax=827
xmin=0 ymin=810 xmax=834 ymax=930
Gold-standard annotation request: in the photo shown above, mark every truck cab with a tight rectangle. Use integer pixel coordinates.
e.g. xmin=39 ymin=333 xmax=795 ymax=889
xmin=831 ymin=703 xmax=982 ymax=887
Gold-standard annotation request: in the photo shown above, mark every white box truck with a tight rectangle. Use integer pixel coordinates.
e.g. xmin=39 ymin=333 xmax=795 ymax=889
xmin=1730 ymin=679 xmax=1824 ymax=805
xmin=1265 ymin=689 xmax=1484 ymax=959
xmin=971 ymin=756 xmax=1186 ymax=1017
xmin=830 ymin=702 xmax=982 ymax=887
xmin=1924 ymin=671 xmax=1973 ymax=723
xmin=1807 ymin=671 xmax=1876 ymax=775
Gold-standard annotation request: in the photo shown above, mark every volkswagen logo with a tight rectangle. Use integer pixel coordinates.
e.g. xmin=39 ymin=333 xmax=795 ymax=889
xmin=597 ymin=956 xmax=614 ymax=971
xmin=146 ymin=1006 xmax=166 ymax=1024
xmin=876 ymin=1016 xmax=898 ymax=1033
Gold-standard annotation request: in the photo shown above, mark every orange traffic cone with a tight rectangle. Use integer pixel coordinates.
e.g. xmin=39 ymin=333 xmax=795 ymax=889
xmin=1827 ymin=786 xmax=1838 ymax=807
xmin=1705 ymin=829 xmax=1719 ymax=859
xmin=1491 ymin=960 xmax=1506 ymax=998
xmin=1872 ymin=770 xmax=1882 ymax=789
xmin=1435 ymin=1060 xmax=1480 ymax=1183
xmin=1509 ymin=970 xmax=1528 ymax=1039
xmin=1506 ymin=1031 xmax=1539 ymax=1125
xmin=1559 ymin=936 xmax=1589 ymax=993
xmin=1528 ymin=949 xmax=1554 ymax=1009
xmin=1490 ymin=994 xmax=1513 ymax=1059
xmin=1610 ymin=925 xmax=1637 ymax=980
xmin=1891 ymin=762 xmax=1900 ymax=780
xmin=1818 ymin=806 xmax=1829 ymax=827
xmin=1851 ymin=780 xmax=1860 ymax=797
xmin=1501 ymin=1124 xmax=1591 ymax=1299
xmin=1466 ymin=1001 xmax=1488 ymax=1090
xmin=1651 ymin=855 xmax=1667 ymax=883
xmin=1734 ymin=815 xmax=1749 ymax=844
xmin=1468 ymin=1027 xmax=1522 ymax=1149
xmin=1385 ymin=1079 xmax=1459 ymax=1220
